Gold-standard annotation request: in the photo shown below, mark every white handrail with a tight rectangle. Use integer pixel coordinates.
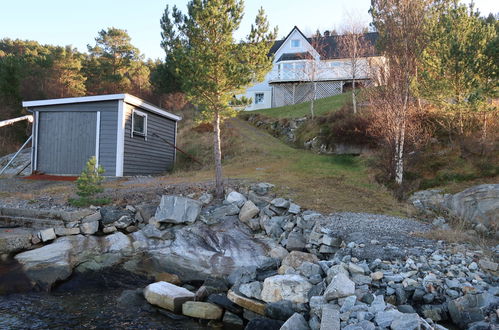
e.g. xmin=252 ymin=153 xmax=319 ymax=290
xmin=0 ymin=115 xmax=33 ymax=128
xmin=0 ymin=135 xmax=32 ymax=175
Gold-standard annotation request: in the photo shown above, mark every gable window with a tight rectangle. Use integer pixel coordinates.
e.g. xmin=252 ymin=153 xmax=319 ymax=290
xmin=132 ymin=109 xmax=147 ymax=138
xmin=255 ymin=93 xmax=264 ymax=105
xmin=291 ymin=39 xmax=300 ymax=48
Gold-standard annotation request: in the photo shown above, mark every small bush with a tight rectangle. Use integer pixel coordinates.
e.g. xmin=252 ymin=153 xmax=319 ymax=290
xmin=69 ymin=156 xmax=111 ymax=207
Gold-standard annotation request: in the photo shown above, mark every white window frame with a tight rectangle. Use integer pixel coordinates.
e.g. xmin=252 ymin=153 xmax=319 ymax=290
xmin=131 ymin=109 xmax=147 ymax=139
xmin=255 ymin=93 xmax=265 ymax=105
xmin=291 ymin=39 xmax=300 ymax=48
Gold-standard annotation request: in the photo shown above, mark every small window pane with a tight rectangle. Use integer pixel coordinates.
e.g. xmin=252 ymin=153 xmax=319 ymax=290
xmin=133 ymin=112 xmax=146 ymax=135
xmin=291 ymin=39 xmax=300 ymax=47
xmin=255 ymin=93 xmax=264 ymax=104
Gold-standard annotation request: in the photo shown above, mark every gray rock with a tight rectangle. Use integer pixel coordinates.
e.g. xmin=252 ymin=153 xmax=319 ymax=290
xmin=265 ymin=300 xmax=295 ymax=321
xmin=369 ymin=295 xmax=386 ymax=314
xmin=324 ymin=273 xmax=355 ymax=300
xmin=288 ymin=203 xmax=301 ymax=215
xmin=279 ymin=313 xmax=309 ymax=330
xmin=271 ymin=198 xmax=290 ymax=209
xmin=155 ymin=195 xmax=202 ymax=224
xmin=54 ymin=227 xmax=80 ymax=236
xmin=374 ymin=309 xmax=403 ymax=328
xmin=309 ymin=295 xmax=327 ymax=317
xmin=144 ymin=281 xmax=195 ymax=313
xmin=141 ymin=224 xmax=172 ymax=240
xmin=80 ymin=221 xmax=99 ymax=235
xmin=223 ymin=311 xmax=243 ymax=327
xmin=397 ymin=305 xmax=417 ymax=314
xmin=198 ymin=193 xmax=213 ymax=205
xmin=320 ymin=304 xmax=340 ymax=330
xmin=309 ymin=315 xmax=321 ymax=330
xmin=390 ymin=312 xmax=422 ymax=330
xmin=348 ymin=262 xmax=365 ymax=275
xmin=228 ymin=266 xmax=257 ymax=286
xmin=448 ymin=293 xmax=494 ymax=328
xmin=252 ymin=182 xmax=275 ymax=196
xmin=322 ymin=235 xmax=342 ymax=247
xmin=39 ymin=228 xmax=56 ymax=242
xmin=239 ymin=281 xmax=262 ymax=300
xmin=286 ymin=230 xmax=306 ymax=251
xmin=99 ymin=207 xmax=129 ymax=225
xmin=114 ymin=215 xmax=134 ymax=229
xmin=340 ymin=295 xmax=357 ymax=313
xmin=261 ymin=274 xmax=312 ymax=304
xmin=326 ymin=265 xmax=349 ymax=284
xmin=246 ymin=318 xmax=284 ymax=330
xmin=239 ymin=200 xmax=260 ymax=223
xmin=0 ymin=229 xmax=32 ymax=254
xmin=297 ymin=262 xmax=321 ymax=278
xmin=226 ymin=191 xmax=247 ymax=206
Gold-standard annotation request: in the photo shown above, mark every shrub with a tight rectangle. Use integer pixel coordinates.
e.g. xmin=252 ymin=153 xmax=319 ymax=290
xmin=69 ymin=156 xmax=111 ymax=207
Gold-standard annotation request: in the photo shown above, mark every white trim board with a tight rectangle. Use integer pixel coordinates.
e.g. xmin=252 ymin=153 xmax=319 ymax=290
xmin=95 ymin=111 xmax=101 ymax=166
xmin=22 ymin=93 xmax=182 ymax=122
xmin=115 ymin=100 xmax=125 ymax=176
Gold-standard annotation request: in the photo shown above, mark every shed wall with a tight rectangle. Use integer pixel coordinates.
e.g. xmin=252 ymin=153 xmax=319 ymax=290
xmin=123 ymin=103 xmax=176 ymax=175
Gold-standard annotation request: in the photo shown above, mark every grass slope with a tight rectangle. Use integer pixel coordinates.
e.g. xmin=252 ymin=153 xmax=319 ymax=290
xmin=248 ymin=93 xmax=349 ymax=119
xmin=170 ymin=118 xmax=407 ymax=215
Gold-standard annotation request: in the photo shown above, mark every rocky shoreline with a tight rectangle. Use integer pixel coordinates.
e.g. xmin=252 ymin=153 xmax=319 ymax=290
xmin=1 ymin=182 xmax=498 ymax=329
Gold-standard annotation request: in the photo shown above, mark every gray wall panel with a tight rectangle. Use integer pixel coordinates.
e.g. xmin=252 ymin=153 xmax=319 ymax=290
xmin=123 ymin=103 xmax=176 ymax=175
xmin=98 ymin=110 xmax=117 ymax=175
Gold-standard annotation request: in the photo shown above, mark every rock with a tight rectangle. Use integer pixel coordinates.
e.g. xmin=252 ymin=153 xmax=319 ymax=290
xmin=288 ymin=203 xmax=301 ymax=215
xmin=54 ymin=227 xmax=80 ymax=236
xmin=182 ymin=301 xmax=223 ymax=320
xmin=198 ymin=193 xmax=213 ymax=205
xmin=281 ymin=251 xmax=319 ymax=269
xmin=269 ymin=246 xmax=289 ymax=260
xmin=324 ymin=273 xmax=355 ymax=300
xmin=479 ymin=259 xmax=498 ymax=271
xmin=99 ymin=207 xmax=129 ymax=225
xmin=239 ymin=200 xmax=260 ymax=223
xmin=339 ymin=295 xmax=357 ymax=313
xmin=38 ymin=228 xmax=56 ymax=242
xmin=322 ymin=235 xmax=342 ymax=247
xmin=327 ymin=265 xmax=350 ymax=284
xmin=80 ymin=221 xmax=99 ymax=235
xmin=116 ymin=288 xmax=147 ymax=311
xmin=135 ymin=203 xmax=157 ymax=223
xmin=239 ymin=281 xmax=263 ymax=300
xmin=245 ymin=318 xmax=284 ymax=330
xmin=271 ymin=198 xmax=290 ymax=209
xmin=261 ymin=274 xmax=313 ymax=304
xmin=252 ymin=182 xmax=275 ymax=196
xmin=223 ymin=311 xmax=243 ymax=328
xmin=309 ymin=296 xmax=327 ymax=317
xmin=390 ymin=312 xmax=421 ymax=330
xmin=374 ymin=309 xmax=403 ymax=328
xmin=320 ymin=304 xmax=340 ymax=330
xmin=228 ymin=266 xmax=257 ymax=286
xmin=141 ymin=224 xmax=172 ymax=240
xmin=279 ymin=313 xmax=309 ymax=330
xmin=82 ymin=211 xmax=102 ymax=223
xmin=207 ymin=293 xmax=242 ymax=314
xmin=155 ymin=272 xmax=181 ymax=285
xmin=143 ymin=281 xmax=195 ymax=313
xmin=227 ymin=289 xmax=266 ymax=315
xmin=348 ymin=262 xmax=365 ymax=275
xmin=286 ymin=230 xmax=306 ymax=251
xmin=113 ymin=215 xmax=133 ymax=229
xmin=448 ymin=293 xmax=493 ymax=328
xmin=154 ymin=195 xmax=202 ymax=224
xmin=102 ymin=226 xmax=117 ymax=234
xmin=469 ymin=262 xmax=478 ymax=271
xmin=0 ymin=229 xmax=32 ymax=254
xmin=265 ymin=300 xmax=295 ymax=321
xmin=309 ymin=315 xmax=321 ymax=330
xmin=226 ymin=191 xmax=247 ymax=206
xmin=397 ymin=304 xmax=417 ymax=314
xmin=297 ymin=262 xmax=322 ymax=278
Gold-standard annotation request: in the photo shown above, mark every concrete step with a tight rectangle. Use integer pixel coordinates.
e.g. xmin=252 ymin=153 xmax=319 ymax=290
xmin=0 ymin=215 xmax=65 ymax=229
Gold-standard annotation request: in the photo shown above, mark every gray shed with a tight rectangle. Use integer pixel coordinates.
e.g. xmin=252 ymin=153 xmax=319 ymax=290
xmin=22 ymin=94 xmax=181 ymax=176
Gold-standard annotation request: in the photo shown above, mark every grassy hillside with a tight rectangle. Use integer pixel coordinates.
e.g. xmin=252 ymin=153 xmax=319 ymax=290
xmin=247 ymin=93 xmax=349 ymax=119
xmin=170 ymin=115 xmax=407 ymax=216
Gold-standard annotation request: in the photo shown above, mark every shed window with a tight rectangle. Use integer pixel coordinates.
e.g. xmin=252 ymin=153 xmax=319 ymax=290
xmin=255 ymin=93 xmax=264 ymax=104
xmin=132 ymin=110 xmax=147 ymax=137
xmin=291 ymin=39 xmax=300 ymax=48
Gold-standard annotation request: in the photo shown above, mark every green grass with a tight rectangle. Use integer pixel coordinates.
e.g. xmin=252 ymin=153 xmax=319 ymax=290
xmin=248 ymin=93 xmax=349 ymax=119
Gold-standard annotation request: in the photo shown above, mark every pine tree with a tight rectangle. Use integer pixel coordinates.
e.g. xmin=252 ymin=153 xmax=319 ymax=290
xmin=160 ymin=0 xmax=276 ymax=197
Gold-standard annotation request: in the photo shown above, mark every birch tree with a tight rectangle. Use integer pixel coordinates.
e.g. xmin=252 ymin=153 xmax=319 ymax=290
xmin=160 ymin=0 xmax=276 ymax=197
xmin=369 ymin=0 xmax=435 ymax=186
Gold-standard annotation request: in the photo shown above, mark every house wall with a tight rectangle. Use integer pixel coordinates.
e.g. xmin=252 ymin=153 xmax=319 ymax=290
xmin=31 ymin=101 xmax=118 ymax=175
xmin=122 ymin=103 xmax=176 ymax=176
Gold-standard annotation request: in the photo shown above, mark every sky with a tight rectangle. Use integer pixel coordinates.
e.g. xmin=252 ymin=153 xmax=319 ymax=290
xmin=1 ymin=0 xmax=497 ymax=60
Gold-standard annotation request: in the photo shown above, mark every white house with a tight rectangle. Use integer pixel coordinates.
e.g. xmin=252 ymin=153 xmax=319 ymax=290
xmin=243 ymin=26 xmax=381 ymax=111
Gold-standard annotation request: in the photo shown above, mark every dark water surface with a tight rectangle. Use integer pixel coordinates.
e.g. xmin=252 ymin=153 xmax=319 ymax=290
xmin=0 ymin=261 xmax=208 ymax=329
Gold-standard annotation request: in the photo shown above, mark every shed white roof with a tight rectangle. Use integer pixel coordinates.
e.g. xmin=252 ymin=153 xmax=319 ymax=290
xmin=22 ymin=93 xmax=182 ymax=121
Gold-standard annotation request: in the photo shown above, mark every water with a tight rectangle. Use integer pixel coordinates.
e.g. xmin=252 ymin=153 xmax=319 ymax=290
xmin=0 ymin=261 xmax=209 ymax=329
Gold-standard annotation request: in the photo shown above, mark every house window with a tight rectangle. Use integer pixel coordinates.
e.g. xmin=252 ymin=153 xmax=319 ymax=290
xmin=132 ymin=110 xmax=147 ymax=137
xmin=255 ymin=93 xmax=264 ymax=104
xmin=291 ymin=39 xmax=300 ymax=48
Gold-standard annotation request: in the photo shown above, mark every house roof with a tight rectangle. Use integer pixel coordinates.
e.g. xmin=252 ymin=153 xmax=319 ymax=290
xmin=22 ymin=94 xmax=182 ymax=121
xmin=276 ymin=52 xmax=314 ymax=62
xmin=269 ymin=26 xmax=380 ymax=60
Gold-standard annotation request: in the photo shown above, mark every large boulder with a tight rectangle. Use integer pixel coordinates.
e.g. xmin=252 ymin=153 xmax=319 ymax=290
xmin=410 ymin=184 xmax=499 ymax=231
xmin=0 ymin=228 xmax=32 ymax=255
xmin=182 ymin=301 xmax=223 ymax=320
xmin=154 ymin=195 xmax=202 ymax=224
xmin=261 ymin=274 xmax=312 ymax=304
xmin=448 ymin=293 xmax=496 ymax=328
xmin=143 ymin=281 xmax=195 ymax=313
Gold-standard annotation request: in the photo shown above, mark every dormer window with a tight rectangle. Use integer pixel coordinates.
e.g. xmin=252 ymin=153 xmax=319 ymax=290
xmin=291 ymin=39 xmax=300 ymax=48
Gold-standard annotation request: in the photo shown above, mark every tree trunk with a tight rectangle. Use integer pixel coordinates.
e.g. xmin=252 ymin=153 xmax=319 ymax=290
xmin=352 ymin=79 xmax=357 ymax=114
xmin=395 ymin=124 xmax=405 ymax=185
xmin=213 ymin=110 xmax=224 ymax=198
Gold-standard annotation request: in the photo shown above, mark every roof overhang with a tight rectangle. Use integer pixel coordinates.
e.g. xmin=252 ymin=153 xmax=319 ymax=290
xmin=22 ymin=94 xmax=182 ymax=121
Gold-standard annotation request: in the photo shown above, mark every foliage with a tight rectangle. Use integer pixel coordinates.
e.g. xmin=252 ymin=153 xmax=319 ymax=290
xmin=69 ymin=156 xmax=111 ymax=207
xmin=418 ymin=2 xmax=498 ymax=143
xmin=229 ymin=96 xmax=252 ymax=106
xmin=85 ymin=27 xmax=151 ymax=96
xmin=160 ymin=0 xmax=277 ymax=197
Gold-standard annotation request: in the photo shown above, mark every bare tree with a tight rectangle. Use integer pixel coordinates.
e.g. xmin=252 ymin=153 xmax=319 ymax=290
xmin=338 ymin=20 xmax=373 ymax=114
xmin=369 ymin=0 xmax=435 ymax=186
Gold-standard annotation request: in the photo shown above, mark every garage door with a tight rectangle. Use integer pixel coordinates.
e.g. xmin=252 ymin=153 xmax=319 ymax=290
xmin=37 ymin=111 xmax=97 ymax=175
